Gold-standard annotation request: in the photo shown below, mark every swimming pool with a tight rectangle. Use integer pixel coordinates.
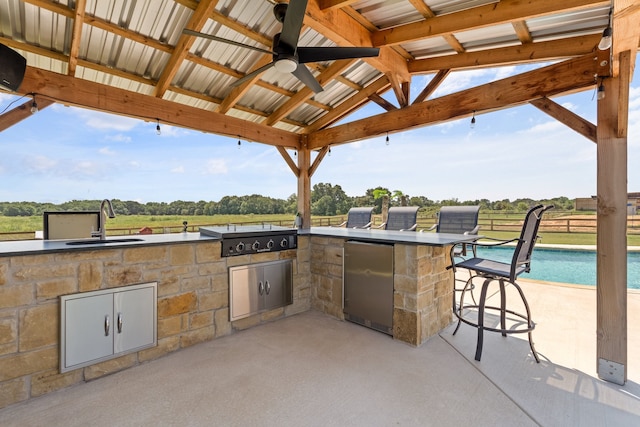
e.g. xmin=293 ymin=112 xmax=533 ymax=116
xmin=474 ymin=246 xmax=640 ymax=289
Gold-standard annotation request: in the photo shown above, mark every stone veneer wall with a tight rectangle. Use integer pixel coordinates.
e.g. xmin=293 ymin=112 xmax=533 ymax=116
xmin=0 ymin=236 xmax=311 ymax=409
xmin=310 ymin=236 xmax=453 ymax=347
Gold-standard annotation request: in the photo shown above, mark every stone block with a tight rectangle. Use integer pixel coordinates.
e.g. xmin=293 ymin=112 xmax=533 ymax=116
xmin=393 ymin=308 xmax=418 ymax=346
xmin=0 ymin=316 xmax=17 ymax=356
xmin=13 ymin=263 xmax=76 ymax=282
xmin=138 ymin=336 xmax=180 ymax=363
xmin=104 ymin=266 xmax=144 ymax=288
xmin=211 ymin=273 xmax=229 ymax=293
xmin=195 ymin=242 xmax=221 ymax=263
xmin=189 ymin=311 xmax=213 ymax=330
xmin=78 ymin=261 xmax=103 ymax=292
xmin=0 ymin=261 xmax=8 ymax=286
xmin=197 ymin=261 xmax=227 ymax=276
xmin=261 ymin=307 xmax=284 ymax=322
xmin=0 ymin=347 xmax=58 ymax=382
xmin=394 ymin=274 xmax=418 ymax=294
xmin=19 ymin=303 xmax=58 ymax=351
xmin=10 ymin=254 xmax=55 ymax=266
xmin=170 ymin=245 xmax=195 ymax=266
xmin=0 ymin=377 xmax=28 ymax=409
xmin=232 ymin=315 xmax=261 ymax=331
xmin=158 ymin=315 xmax=184 ymax=338
xmin=31 ymin=368 xmax=83 ymax=397
xmin=157 ymin=292 xmax=197 ymax=318
xmin=83 ymin=353 xmax=137 ymax=381
xmin=0 ymin=284 xmax=34 ymax=309
xmin=214 ymin=308 xmax=232 ymax=338
xmin=181 ymin=276 xmax=210 ymax=292
xmin=123 ymin=246 xmax=167 ymax=264
xmin=199 ymin=290 xmax=228 ymax=311
xmin=156 ymin=275 xmax=180 ymax=297
xmin=180 ymin=325 xmax=214 ymax=348
xmin=36 ymin=278 xmax=77 ymax=301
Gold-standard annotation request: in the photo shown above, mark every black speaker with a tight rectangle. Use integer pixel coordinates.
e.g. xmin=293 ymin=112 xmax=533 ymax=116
xmin=0 ymin=43 xmax=27 ymax=92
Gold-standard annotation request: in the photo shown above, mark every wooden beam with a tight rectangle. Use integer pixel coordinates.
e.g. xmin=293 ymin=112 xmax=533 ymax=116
xmin=297 ymin=147 xmax=312 ymax=229
xmin=304 ymin=0 xmax=410 ymax=83
xmin=318 ymin=0 xmax=359 ymax=10
xmin=368 ymin=93 xmax=397 ymax=111
xmin=154 ymin=0 xmax=219 ymax=97
xmin=413 ymin=69 xmax=450 ymax=104
xmin=596 ymin=49 xmax=630 ymax=385
xmin=408 ymin=0 xmax=465 ymax=53
xmin=0 ymin=97 xmax=54 ymax=132
xmin=18 ymin=66 xmax=300 ymax=149
xmin=409 ymin=34 xmax=601 ymax=74
xmin=372 ymin=0 xmax=609 ymax=47
xmin=308 ymin=53 xmax=606 ymax=149
xmin=309 ymin=146 xmax=330 ymax=177
xmin=611 ymin=0 xmax=640 ymax=77
xmin=277 ymin=146 xmax=300 ymax=177
xmin=529 ymin=97 xmax=597 ymax=143
xmin=216 ymin=54 xmax=273 ymax=114
xmin=67 ymin=0 xmax=86 ymax=76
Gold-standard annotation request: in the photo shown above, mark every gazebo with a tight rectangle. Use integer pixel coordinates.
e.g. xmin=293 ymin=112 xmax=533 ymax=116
xmin=0 ymin=0 xmax=638 ymax=384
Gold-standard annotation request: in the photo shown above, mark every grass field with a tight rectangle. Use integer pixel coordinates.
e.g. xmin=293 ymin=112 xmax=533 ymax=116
xmin=1 ymin=213 xmax=639 ymax=246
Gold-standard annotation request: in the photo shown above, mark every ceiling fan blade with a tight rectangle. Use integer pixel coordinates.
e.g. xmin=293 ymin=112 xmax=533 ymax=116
xmin=231 ymin=62 xmax=275 ymax=87
xmin=292 ymin=64 xmax=323 ymax=93
xmin=279 ymin=0 xmax=308 ymax=51
xmin=297 ymin=47 xmax=380 ymax=63
xmin=182 ymin=29 xmax=273 ymax=55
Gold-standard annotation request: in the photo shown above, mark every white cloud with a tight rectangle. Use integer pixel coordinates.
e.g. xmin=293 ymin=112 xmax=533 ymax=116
xmin=520 ymin=120 xmax=564 ymax=134
xmin=204 ymin=159 xmax=228 ymax=175
xmin=24 ymin=155 xmax=57 ymax=172
xmin=171 ymin=166 xmax=185 ymax=173
xmin=106 ymin=134 xmax=132 ymax=143
xmin=99 ymin=146 xmax=115 ymax=155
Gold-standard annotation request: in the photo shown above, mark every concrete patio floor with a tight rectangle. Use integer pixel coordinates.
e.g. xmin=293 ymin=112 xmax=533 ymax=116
xmin=2 ymin=280 xmax=639 ymax=426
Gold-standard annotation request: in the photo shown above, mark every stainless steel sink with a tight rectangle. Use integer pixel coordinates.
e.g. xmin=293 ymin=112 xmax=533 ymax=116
xmin=65 ymin=238 xmax=144 ymax=245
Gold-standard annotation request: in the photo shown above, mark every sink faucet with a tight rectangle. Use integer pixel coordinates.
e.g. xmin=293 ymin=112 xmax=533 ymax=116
xmin=92 ymin=199 xmax=116 ymax=240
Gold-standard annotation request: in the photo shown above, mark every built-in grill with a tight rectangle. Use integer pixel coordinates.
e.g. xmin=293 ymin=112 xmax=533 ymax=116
xmin=200 ymin=224 xmax=298 ymax=257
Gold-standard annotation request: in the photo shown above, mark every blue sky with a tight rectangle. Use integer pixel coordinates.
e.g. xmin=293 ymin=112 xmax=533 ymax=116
xmin=1 ymin=60 xmax=639 ymax=204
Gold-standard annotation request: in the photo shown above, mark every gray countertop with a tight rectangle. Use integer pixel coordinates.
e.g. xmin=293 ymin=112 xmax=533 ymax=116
xmin=303 ymin=227 xmax=479 ymax=246
xmin=0 ymin=232 xmax=217 ymax=257
xmin=0 ymin=227 xmax=478 ymax=257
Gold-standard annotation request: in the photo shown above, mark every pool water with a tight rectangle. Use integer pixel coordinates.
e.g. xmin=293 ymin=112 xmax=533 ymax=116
xmin=474 ymin=246 xmax=640 ymax=289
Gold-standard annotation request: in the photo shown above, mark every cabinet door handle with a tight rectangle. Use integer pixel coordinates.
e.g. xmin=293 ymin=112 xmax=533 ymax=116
xmin=117 ymin=313 xmax=123 ymax=333
xmin=104 ymin=315 xmax=110 ymax=336
xmin=258 ymin=281 xmax=264 ymax=295
xmin=265 ymin=280 xmax=271 ymax=295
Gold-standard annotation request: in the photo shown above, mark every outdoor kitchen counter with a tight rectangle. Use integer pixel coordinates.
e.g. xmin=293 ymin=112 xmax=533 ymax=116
xmin=0 ymin=232 xmax=217 ymax=257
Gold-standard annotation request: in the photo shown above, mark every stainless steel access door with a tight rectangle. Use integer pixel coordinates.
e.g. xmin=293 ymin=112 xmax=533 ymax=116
xmin=343 ymin=241 xmax=394 ymax=335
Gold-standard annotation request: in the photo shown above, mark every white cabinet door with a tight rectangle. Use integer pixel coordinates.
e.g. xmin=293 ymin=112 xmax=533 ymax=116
xmin=63 ymin=293 xmax=114 ymax=369
xmin=113 ymin=286 xmax=156 ymax=354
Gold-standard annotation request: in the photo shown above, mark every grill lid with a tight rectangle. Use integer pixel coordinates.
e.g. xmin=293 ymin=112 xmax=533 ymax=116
xmin=199 ymin=224 xmax=297 ymax=239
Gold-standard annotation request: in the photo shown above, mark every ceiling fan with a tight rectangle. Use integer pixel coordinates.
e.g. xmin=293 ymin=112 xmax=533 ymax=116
xmin=183 ymin=0 xmax=380 ymax=93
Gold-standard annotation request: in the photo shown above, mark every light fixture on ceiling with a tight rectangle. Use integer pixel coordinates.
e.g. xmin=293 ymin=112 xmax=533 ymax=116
xmin=470 ymin=111 xmax=476 ymax=129
xmin=598 ymin=10 xmax=612 ymax=50
xmin=385 ymin=132 xmax=390 ymax=146
xmin=597 ymin=80 xmax=606 ymax=100
xmin=156 ymin=118 xmax=161 ymax=135
xmin=30 ymin=93 xmax=38 ymax=114
xmin=274 ymin=57 xmax=298 ymax=74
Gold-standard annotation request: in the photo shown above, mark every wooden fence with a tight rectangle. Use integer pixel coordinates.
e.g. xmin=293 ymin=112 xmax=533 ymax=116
xmin=2 ymin=214 xmax=640 ymax=241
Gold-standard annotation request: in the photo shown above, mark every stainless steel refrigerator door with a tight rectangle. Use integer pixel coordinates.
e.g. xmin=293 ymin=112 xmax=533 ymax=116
xmin=343 ymin=241 xmax=394 ymax=334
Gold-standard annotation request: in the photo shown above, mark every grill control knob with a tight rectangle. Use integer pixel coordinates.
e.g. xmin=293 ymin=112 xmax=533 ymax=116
xmin=280 ymin=238 xmax=289 ymax=248
xmin=252 ymin=240 xmax=260 ymax=250
xmin=267 ymin=239 xmax=274 ymax=249
xmin=235 ymin=242 xmax=245 ymax=252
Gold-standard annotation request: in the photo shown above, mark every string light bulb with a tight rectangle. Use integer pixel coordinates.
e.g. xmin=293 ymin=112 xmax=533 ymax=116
xmin=470 ymin=111 xmax=476 ymax=129
xmin=598 ymin=10 xmax=612 ymax=51
xmin=328 ymin=146 xmax=332 ymax=156
xmin=237 ymin=139 xmax=241 ymax=149
xmin=156 ymin=119 xmax=161 ymax=135
xmin=30 ymin=93 xmax=38 ymax=114
xmin=385 ymin=132 xmax=390 ymax=145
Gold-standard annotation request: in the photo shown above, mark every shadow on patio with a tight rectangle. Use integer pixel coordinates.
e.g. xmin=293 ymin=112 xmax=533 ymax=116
xmin=2 ymin=280 xmax=639 ymax=426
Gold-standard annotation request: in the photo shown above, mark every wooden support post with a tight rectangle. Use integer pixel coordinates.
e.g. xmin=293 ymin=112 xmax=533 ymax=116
xmin=297 ymin=148 xmax=311 ymax=229
xmin=596 ymin=51 xmax=630 ymax=385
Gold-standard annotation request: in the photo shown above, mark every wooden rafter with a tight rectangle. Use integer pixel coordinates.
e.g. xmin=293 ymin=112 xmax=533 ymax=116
xmin=372 ymin=0 xmax=609 ymax=47
xmin=530 ymin=97 xmax=597 ymax=143
xmin=67 ymin=0 xmax=86 ymax=76
xmin=0 ymin=97 xmax=54 ymax=132
xmin=413 ymin=69 xmax=450 ymax=104
xmin=154 ymin=0 xmax=220 ymax=97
